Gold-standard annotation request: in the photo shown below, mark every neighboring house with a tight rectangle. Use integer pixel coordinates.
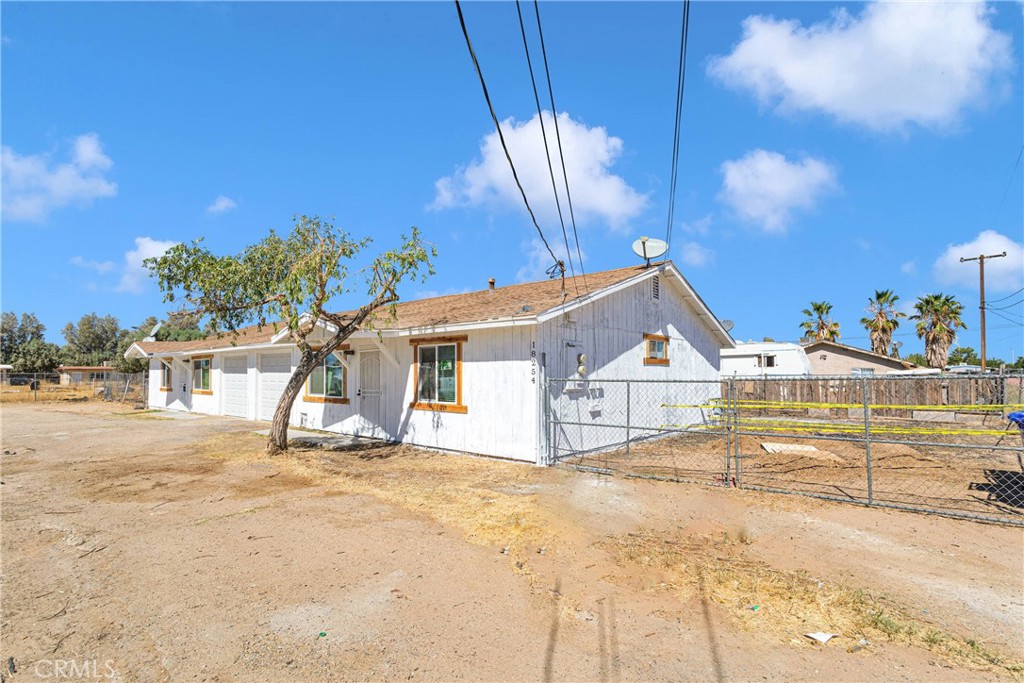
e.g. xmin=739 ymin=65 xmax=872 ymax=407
xmin=57 ymin=365 xmax=116 ymax=385
xmin=125 ymin=261 xmax=735 ymax=464
xmin=801 ymin=340 xmax=917 ymax=376
xmin=721 ymin=341 xmax=812 ymax=377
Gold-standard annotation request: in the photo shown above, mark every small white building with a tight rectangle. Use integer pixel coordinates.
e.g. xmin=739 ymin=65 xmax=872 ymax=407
xmin=720 ymin=341 xmax=812 ymax=377
xmin=125 ymin=262 xmax=735 ymax=464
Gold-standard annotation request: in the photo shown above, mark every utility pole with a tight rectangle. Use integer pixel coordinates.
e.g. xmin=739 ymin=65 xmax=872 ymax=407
xmin=960 ymin=250 xmax=1007 ymax=372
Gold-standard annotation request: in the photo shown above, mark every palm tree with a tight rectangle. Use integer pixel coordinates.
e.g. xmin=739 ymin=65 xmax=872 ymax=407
xmin=910 ymin=293 xmax=966 ymax=369
xmin=859 ymin=289 xmax=906 ymax=357
xmin=799 ymin=301 xmax=841 ymax=342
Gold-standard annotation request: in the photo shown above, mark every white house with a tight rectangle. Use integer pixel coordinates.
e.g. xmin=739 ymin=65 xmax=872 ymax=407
xmin=125 ymin=261 xmax=735 ymax=464
xmin=720 ymin=341 xmax=812 ymax=377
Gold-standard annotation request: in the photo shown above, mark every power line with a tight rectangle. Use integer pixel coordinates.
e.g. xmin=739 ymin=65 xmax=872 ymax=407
xmin=514 ymin=0 xmax=578 ymax=297
xmin=664 ymin=0 xmax=691 ymax=253
xmin=453 ymin=0 xmax=561 ymax=272
xmin=992 ymin=143 xmax=1024 ymax=225
xmin=986 ymin=287 xmax=1024 ymax=304
xmin=985 ymin=298 xmax=1024 ymax=311
xmin=533 ymin=0 xmax=588 ymax=294
xmin=985 ymin=308 xmax=1024 ymax=326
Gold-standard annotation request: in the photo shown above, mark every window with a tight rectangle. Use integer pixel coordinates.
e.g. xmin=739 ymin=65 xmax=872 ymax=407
xmin=757 ymin=355 xmax=777 ymax=368
xmin=851 ymin=367 xmax=875 ymax=376
xmin=410 ymin=336 xmax=467 ymax=413
xmin=644 ymin=333 xmax=670 ymax=366
xmin=192 ymin=356 xmax=212 ymax=394
xmin=305 ymin=351 xmax=349 ymax=404
xmin=159 ymin=359 xmax=172 ymax=391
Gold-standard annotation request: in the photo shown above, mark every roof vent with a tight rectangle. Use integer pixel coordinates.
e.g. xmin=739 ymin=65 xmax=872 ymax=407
xmin=488 ymin=278 xmax=496 ymax=290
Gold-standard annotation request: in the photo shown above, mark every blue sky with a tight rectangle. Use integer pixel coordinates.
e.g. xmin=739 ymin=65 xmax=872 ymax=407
xmin=3 ymin=1 xmax=1023 ymax=360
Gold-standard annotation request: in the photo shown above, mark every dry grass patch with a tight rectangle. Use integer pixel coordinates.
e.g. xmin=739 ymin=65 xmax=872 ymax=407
xmin=198 ymin=432 xmax=554 ymax=556
xmin=605 ymin=527 xmax=1023 ymax=677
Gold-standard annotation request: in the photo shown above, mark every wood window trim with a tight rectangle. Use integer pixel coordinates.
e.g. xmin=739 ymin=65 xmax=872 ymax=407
xmin=643 ymin=333 xmax=670 ymax=366
xmin=409 ymin=337 xmax=467 ymax=414
xmin=191 ymin=355 xmax=213 ymax=394
xmin=159 ymin=358 xmax=173 ymax=392
xmin=304 ymin=345 xmax=350 ymax=404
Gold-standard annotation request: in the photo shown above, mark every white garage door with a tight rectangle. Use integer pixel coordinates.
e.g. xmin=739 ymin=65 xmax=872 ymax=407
xmin=222 ymin=355 xmax=249 ymax=418
xmin=259 ymin=353 xmax=292 ymax=421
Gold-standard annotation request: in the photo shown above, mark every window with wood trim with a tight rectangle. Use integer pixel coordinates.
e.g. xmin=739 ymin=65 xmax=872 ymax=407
xmin=159 ymin=359 xmax=172 ymax=391
xmin=757 ymin=355 xmax=777 ymax=368
xmin=410 ymin=336 xmax=467 ymax=413
xmin=305 ymin=352 xmax=349 ymax=404
xmin=192 ymin=356 xmax=212 ymax=393
xmin=644 ymin=333 xmax=670 ymax=366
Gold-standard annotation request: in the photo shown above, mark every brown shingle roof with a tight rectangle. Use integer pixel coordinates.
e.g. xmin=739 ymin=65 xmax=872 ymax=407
xmin=133 ymin=323 xmax=279 ymax=356
xmin=367 ymin=263 xmax=653 ymax=329
xmin=130 ymin=263 xmax=660 ymax=355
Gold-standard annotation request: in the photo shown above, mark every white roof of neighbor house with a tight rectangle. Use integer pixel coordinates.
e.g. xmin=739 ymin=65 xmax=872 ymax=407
xmin=721 ymin=341 xmax=805 ymax=356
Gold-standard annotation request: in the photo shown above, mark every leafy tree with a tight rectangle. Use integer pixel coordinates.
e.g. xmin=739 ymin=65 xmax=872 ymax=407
xmin=1 ymin=312 xmax=50 ymax=368
xmin=1012 ymin=357 xmax=1024 ymax=370
xmin=904 ymin=352 xmax=928 ymax=368
xmin=157 ymin=312 xmax=207 ymax=341
xmin=859 ymin=289 xmax=905 ymax=356
xmin=910 ymin=293 xmax=966 ymax=369
xmin=799 ymin=301 xmax=841 ymax=342
xmin=62 ymin=313 xmax=124 ymax=365
xmin=948 ymin=346 xmax=979 ymax=366
xmin=13 ymin=339 xmax=62 ymax=373
xmin=146 ymin=214 xmax=435 ymax=455
xmin=115 ymin=316 xmax=159 ymax=373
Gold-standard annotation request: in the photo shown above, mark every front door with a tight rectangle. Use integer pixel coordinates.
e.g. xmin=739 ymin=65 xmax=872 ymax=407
xmin=358 ymin=350 xmax=384 ymax=437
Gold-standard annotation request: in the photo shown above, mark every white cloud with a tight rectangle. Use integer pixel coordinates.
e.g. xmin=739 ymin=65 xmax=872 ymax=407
xmin=516 ymin=237 xmax=587 ymax=284
xmin=933 ymin=230 xmax=1024 ymax=292
xmin=116 ymin=237 xmax=179 ymax=294
xmin=431 ymin=111 xmax=647 ymax=232
xmin=707 ymin=2 xmax=1013 ymax=132
xmin=681 ymin=214 xmax=713 ymax=236
xmin=901 ymin=260 xmax=918 ymax=275
xmin=206 ymin=195 xmax=238 ymax=214
xmin=855 ymin=239 xmax=870 ymax=252
xmin=70 ymin=255 xmax=116 ymax=274
xmin=1 ymin=133 xmax=118 ymax=222
xmin=679 ymin=241 xmax=713 ymax=268
xmin=717 ymin=149 xmax=837 ymax=233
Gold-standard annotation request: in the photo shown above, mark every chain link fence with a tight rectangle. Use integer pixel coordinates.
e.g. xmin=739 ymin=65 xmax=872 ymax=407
xmin=547 ymin=373 xmax=1024 ymax=526
xmin=1 ymin=371 xmax=147 ymax=405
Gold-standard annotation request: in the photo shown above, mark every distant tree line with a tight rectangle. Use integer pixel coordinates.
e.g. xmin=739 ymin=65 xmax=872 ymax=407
xmin=0 ymin=311 xmax=206 ymax=374
xmin=799 ymin=291 xmax=1022 ymax=370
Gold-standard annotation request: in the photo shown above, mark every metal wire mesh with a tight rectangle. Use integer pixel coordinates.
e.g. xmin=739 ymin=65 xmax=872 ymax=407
xmin=546 ymin=373 xmax=1024 ymax=525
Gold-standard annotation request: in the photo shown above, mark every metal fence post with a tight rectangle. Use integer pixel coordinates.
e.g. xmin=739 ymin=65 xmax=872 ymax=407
xmin=625 ymin=380 xmax=631 ymax=460
xmin=863 ymin=376 xmax=873 ymax=505
xmin=733 ymin=378 xmax=742 ymax=487
xmin=725 ymin=378 xmax=732 ymax=485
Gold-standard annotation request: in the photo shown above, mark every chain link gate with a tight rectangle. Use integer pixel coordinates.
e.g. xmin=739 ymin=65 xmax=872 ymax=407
xmin=545 ymin=373 xmax=1024 ymax=526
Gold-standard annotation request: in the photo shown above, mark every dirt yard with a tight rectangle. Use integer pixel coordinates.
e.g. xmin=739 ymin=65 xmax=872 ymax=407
xmin=2 ymin=403 xmax=1022 ymax=682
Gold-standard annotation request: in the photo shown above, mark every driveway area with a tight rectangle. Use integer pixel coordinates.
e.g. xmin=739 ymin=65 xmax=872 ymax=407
xmin=1 ymin=403 xmax=1022 ymax=681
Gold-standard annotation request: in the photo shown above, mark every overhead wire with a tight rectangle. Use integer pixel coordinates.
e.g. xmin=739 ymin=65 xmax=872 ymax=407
xmin=514 ymin=0 xmax=579 ymax=297
xmin=664 ymin=0 xmax=691 ymax=253
xmin=986 ymin=287 xmax=1024 ymax=304
xmin=533 ymin=0 xmax=588 ymax=295
xmin=992 ymin=143 xmax=1024 ymax=225
xmin=454 ymin=0 xmax=561 ymax=273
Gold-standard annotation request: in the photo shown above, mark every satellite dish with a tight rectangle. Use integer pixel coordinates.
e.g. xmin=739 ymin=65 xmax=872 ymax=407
xmin=632 ymin=236 xmax=668 ymax=267
xmin=721 ymin=319 xmax=735 ymax=332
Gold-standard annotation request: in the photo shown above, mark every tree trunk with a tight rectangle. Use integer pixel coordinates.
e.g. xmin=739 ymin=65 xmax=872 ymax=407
xmin=266 ymin=350 xmax=319 ymax=455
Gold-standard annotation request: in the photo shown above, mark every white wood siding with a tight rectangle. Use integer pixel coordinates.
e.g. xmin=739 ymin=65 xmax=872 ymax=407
xmin=539 ymin=272 xmax=722 ymax=458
